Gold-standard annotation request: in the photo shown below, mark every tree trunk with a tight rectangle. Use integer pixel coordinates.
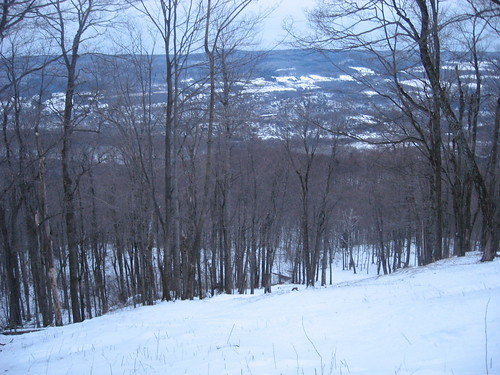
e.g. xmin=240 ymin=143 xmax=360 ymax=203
xmin=0 ymin=204 xmax=22 ymax=327
xmin=35 ymin=118 xmax=63 ymax=326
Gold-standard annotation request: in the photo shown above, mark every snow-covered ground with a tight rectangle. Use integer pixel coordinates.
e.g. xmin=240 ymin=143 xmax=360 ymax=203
xmin=2 ymin=252 xmax=499 ymax=375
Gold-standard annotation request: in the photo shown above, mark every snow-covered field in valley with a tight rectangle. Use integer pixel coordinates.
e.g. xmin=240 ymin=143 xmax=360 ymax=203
xmin=2 ymin=252 xmax=499 ymax=375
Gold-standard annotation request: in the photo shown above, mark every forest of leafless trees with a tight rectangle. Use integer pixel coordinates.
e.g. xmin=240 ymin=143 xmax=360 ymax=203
xmin=0 ymin=0 xmax=498 ymax=328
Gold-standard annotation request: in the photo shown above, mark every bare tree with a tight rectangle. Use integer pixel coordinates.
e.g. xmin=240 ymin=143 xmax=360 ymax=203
xmin=0 ymin=0 xmax=46 ymax=42
xmin=203 ymin=0 xmax=259 ymax=295
xmin=304 ymin=0 xmax=499 ymax=262
xmin=128 ymin=0 xmax=205 ymax=301
xmin=33 ymin=68 xmax=63 ymax=326
xmin=99 ymin=44 xmax=164 ymax=306
xmin=0 ymin=30 xmax=59 ymax=327
xmin=40 ymin=0 xmax=118 ymax=322
xmin=281 ymin=96 xmax=338 ymax=287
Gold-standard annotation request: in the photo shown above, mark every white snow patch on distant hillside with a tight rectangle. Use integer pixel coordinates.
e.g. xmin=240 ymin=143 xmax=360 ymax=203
xmin=338 ymin=74 xmax=355 ymax=81
xmin=309 ymin=74 xmax=335 ymax=82
xmin=44 ymin=92 xmax=66 ymax=112
xmin=243 ymin=77 xmax=297 ymax=93
xmin=348 ymin=114 xmax=377 ymax=124
xmin=350 ymin=66 xmax=375 ymax=75
xmin=443 ymin=61 xmax=496 ymax=72
xmin=275 ymin=75 xmax=335 ymax=88
xmin=245 ymin=75 xmax=338 ymax=93
xmin=350 ymin=141 xmax=379 ymax=149
xmin=274 ymin=75 xmax=298 ymax=84
xmin=400 ymin=79 xmax=428 ymax=89
xmin=276 ymin=67 xmax=296 ymax=72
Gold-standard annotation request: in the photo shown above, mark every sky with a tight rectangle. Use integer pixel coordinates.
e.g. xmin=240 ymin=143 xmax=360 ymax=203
xmin=116 ymin=0 xmax=317 ymax=53
xmin=247 ymin=0 xmax=317 ymax=49
xmin=249 ymin=0 xmax=500 ymax=52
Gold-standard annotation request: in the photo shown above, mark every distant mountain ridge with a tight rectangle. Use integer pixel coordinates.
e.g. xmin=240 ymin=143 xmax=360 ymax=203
xmin=13 ymin=48 xmax=499 ymax=98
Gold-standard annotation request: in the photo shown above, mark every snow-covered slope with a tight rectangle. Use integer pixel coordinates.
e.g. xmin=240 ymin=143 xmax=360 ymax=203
xmin=2 ymin=253 xmax=499 ymax=375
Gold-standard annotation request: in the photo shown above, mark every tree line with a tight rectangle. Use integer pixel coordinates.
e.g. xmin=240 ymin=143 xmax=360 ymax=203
xmin=0 ymin=0 xmax=498 ymax=329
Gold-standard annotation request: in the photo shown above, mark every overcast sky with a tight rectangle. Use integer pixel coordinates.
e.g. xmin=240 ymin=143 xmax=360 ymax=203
xmin=247 ymin=0 xmax=317 ymax=49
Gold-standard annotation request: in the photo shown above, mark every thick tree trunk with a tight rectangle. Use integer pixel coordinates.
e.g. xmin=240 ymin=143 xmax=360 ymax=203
xmin=0 ymin=204 xmax=22 ymax=327
xmin=62 ymin=86 xmax=82 ymax=323
xmin=26 ymin=212 xmax=51 ymax=326
xmin=482 ymin=94 xmax=500 ymax=261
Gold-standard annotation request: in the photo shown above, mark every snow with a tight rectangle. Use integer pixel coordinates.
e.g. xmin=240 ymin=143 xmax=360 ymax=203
xmin=44 ymin=92 xmax=66 ymax=112
xmin=443 ymin=61 xmax=496 ymax=72
xmin=348 ymin=114 xmax=377 ymax=124
xmin=243 ymin=77 xmax=297 ymax=93
xmin=400 ymin=79 xmax=428 ymax=89
xmin=243 ymin=75 xmax=338 ymax=93
xmin=350 ymin=66 xmax=375 ymax=75
xmin=349 ymin=141 xmax=379 ymax=150
xmin=274 ymin=75 xmax=298 ymax=84
xmin=307 ymin=75 xmax=336 ymax=83
xmin=2 ymin=252 xmax=499 ymax=375
xmin=338 ymin=74 xmax=355 ymax=81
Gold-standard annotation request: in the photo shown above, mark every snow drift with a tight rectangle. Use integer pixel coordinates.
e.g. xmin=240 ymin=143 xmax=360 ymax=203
xmin=2 ymin=252 xmax=498 ymax=375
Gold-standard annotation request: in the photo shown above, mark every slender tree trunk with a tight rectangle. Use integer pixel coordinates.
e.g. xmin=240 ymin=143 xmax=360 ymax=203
xmin=35 ymin=103 xmax=63 ymax=326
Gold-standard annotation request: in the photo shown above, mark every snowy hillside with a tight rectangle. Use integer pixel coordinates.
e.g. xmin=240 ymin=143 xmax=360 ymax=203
xmin=2 ymin=252 xmax=499 ymax=375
